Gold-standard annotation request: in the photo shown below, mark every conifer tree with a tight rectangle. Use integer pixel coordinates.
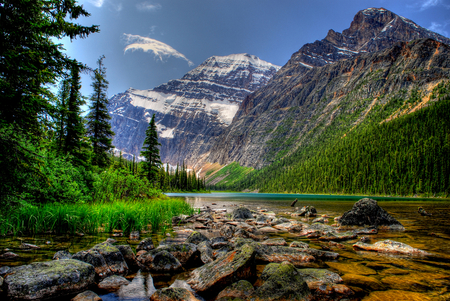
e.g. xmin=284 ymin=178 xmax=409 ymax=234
xmin=87 ymin=55 xmax=114 ymax=168
xmin=141 ymin=114 xmax=161 ymax=183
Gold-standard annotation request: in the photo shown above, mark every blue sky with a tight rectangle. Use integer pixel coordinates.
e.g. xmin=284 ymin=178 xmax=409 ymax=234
xmin=63 ymin=0 xmax=450 ymax=99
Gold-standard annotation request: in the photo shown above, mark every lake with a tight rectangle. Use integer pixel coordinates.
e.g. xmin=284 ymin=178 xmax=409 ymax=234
xmin=1 ymin=192 xmax=450 ymax=300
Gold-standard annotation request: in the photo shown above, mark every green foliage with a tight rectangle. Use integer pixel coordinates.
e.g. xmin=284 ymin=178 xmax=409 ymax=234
xmin=0 ymin=198 xmax=194 ymax=236
xmin=87 ymin=55 xmax=114 ymax=168
xmin=206 ymin=162 xmax=253 ymax=190
xmin=141 ymin=114 xmax=162 ymax=183
xmin=162 ymin=162 xmax=207 ymax=192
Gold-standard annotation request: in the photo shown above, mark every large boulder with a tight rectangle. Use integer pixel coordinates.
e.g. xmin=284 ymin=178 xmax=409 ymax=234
xmin=216 ymin=280 xmax=255 ymax=301
xmin=231 ymin=207 xmax=253 ymax=220
xmin=187 ymin=244 xmax=256 ymax=298
xmin=91 ymin=242 xmax=129 ymax=276
xmin=116 ymin=244 xmax=139 ymax=271
xmin=3 ymin=259 xmax=95 ymax=300
xmin=252 ymin=261 xmax=311 ymax=301
xmin=137 ymin=250 xmax=182 ymax=272
xmin=72 ymin=250 xmax=112 ymax=279
xmin=353 ymin=240 xmax=430 ymax=256
xmin=338 ymin=198 xmax=404 ymax=230
xmin=156 ymin=243 xmax=199 ymax=265
xmin=185 ymin=231 xmax=210 ymax=245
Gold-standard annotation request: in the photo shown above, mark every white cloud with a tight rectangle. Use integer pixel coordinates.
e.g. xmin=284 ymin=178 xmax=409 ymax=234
xmin=136 ymin=2 xmax=162 ymax=11
xmin=87 ymin=0 xmax=105 ymax=7
xmin=123 ymin=34 xmax=194 ymax=66
xmin=429 ymin=22 xmax=449 ymax=37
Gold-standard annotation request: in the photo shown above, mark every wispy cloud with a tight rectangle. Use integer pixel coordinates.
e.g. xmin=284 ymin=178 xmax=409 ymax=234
xmin=415 ymin=0 xmax=450 ymax=10
xmin=429 ymin=22 xmax=449 ymax=37
xmin=136 ymin=2 xmax=162 ymax=12
xmin=87 ymin=0 xmax=105 ymax=7
xmin=123 ymin=34 xmax=194 ymax=66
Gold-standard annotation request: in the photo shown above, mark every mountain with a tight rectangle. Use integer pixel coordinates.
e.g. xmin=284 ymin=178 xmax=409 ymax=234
xmin=206 ymin=7 xmax=450 ymax=169
xmin=108 ymin=54 xmax=280 ymax=166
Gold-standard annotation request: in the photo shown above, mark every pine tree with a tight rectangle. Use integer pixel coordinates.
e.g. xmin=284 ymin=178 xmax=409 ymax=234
xmin=141 ymin=114 xmax=162 ymax=184
xmin=87 ymin=55 xmax=114 ymax=168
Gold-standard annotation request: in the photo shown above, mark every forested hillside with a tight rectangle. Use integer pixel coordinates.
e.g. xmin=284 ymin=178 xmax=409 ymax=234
xmin=209 ymin=81 xmax=450 ymax=197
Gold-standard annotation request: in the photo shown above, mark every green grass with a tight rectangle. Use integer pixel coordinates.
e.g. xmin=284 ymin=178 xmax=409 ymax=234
xmin=0 ymin=198 xmax=194 ymax=236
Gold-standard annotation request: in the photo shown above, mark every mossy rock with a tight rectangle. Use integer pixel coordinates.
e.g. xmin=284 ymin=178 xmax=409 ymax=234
xmin=216 ymin=280 xmax=255 ymax=301
xmin=72 ymin=250 xmax=112 ymax=279
xmin=136 ymin=237 xmax=155 ymax=252
xmin=116 ymin=245 xmax=138 ymax=271
xmin=157 ymin=243 xmax=199 ymax=265
xmin=4 ymin=259 xmax=95 ymax=300
xmin=91 ymin=242 xmax=128 ymax=276
xmin=71 ymin=290 xmax=102 ymax=301
xmin=253 ymin=261 xmax=311 ymax=301
xmin=185 ymin=231 xmax=210 ymax=245
xmin=150 ymin=287 xmax=202 ymax=301
xmin=298 ymin=268 xmax=343 ymax=284
xmin=98 ymin=275 xmax=130 ymax=292
xmin=232 ymin=207 xmax=253 ymax=220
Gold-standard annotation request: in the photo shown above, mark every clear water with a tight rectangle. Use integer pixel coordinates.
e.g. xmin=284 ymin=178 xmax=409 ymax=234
xmin=1 ymin=193 xmax=450 ymax=300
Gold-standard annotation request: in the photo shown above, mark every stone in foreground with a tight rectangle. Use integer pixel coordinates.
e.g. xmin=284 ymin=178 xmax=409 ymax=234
xmin=150 ymin=287 xmax=203 ymax=301
xmin=353 ymin=240 xmax=431 ymax=256
xmin=252 ymin=261 xmax=311 ymax=301
xmin=71 ymin=290 xmax=102 ymax=301
xmin=187 ymin=244 xmax=256 ymax=298
xmin=4 ymin=259 xmax=95 ymax=300
xmin=98 ymin=275 xmax=130 ymax=292
xmin=216 ymin=280 xmax=255 ymax=301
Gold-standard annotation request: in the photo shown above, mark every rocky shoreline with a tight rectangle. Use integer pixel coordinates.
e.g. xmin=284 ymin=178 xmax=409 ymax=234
xmin=0 ymin=198 xmax=431 ymax=300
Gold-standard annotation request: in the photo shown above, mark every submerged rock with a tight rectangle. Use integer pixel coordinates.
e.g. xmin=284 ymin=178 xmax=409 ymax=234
xmin=187 ymin=244 xmax=256 ymax=298
xmin=136 ymin=237 xmax=155 ymax=252
xmin=98 ymin=275 xmax=130 ymax=292
xmin=253 ymin=261 xmax=311 ymax=301
xmin=353 ymin=240 xmax=431 ymax=256
xmin=338 ymin=198 xmax=404 ymax=230
xmin=71 ymin=290 xmax=102 ymax=301
xmin=3 ymin=259 xmax=95 ymax=300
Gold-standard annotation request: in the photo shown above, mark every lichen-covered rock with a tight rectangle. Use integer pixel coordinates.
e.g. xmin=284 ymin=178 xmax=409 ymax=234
xmin=219 ymin=225 xmax=235 ymax=239
xmin=157 ymin=243 xmax=199 ymax=265
xmin=261 ymin=238 xmax=287 ymax=246
xmin=197 ymin=241 xmax=214 ymax=264
xmin=318 ymin=231 xmax=357 ymax=241
xmin=52 ymin=250 xmax=72 ymax=260
xmin=339 ymin=198 xmax=404 ymax=230
xmin=91 ymin=242 xmax=128 ymax=276
xmin=185 ymin=231 xmax=210 ymax=245
xmin=137 ymin=250 xmax=182 ymax=272
xmin=298 ymin=223 xmax=335 ymax=237
xmin=72 ymin=250 xmax=112 ymax=279
xmin=270 ymin=217 xmax=290 ymax=226
xmin=231 ymin=207 xmax=253 ymax=220
xmin=98 ymin=275 xmax=130 ymax=292
xmin=136 ymin=237 xmax=155 ymax=252
xmin=211 ymin=237 xmax=229 ymax=249
xmin=150 ymin=287 xmax=203 ymax=301
xmin=353 ymin=240 xmax=430 ymax=255
xmin=216 ymin=280 xmax=255 ymax=301
xmin=116 ymin=244 xmax=138 ymax=270
xmin=289 ymin=241 xmax=309 ymax=249
xmin=272 ymin=221 xmax=304 ymax=232
xmin=253 ymin=261 xmax=311 ymax=301
xmin=71 ymin=290 xmax=102 ymax=301
xmin=4 ymin=259 xmax=95 ymax=300
xmin=187 ymin=244 xmax=256 ymax=298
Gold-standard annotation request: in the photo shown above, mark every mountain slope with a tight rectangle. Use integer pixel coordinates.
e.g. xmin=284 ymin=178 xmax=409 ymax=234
xmin=206 ymin=8 xmax=450 ymax=168
xmin=108 ymin=54 xmax=280 ymax=166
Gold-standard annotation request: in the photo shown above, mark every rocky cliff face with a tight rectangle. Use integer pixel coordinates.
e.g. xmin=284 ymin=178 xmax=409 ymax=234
xmin=206 ymin=8 xmax=450 ymax=168
xmin=108 ymin=54 xmax=280 ymax=166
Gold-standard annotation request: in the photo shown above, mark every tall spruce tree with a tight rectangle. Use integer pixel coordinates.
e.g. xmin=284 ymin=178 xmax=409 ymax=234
xmin=87 ymin=55 xmax=114 ymax=168
xmin=141 ymin=114 xmax=161 ymax=184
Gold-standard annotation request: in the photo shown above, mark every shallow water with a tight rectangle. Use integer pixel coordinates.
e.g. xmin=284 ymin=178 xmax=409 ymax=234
xmin=1 ymin=193 xmax=450 ymax=300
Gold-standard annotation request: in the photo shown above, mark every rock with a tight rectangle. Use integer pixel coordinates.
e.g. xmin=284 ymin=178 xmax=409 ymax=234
xmin=312 ymin=217 xmax=328 ymax=223
xmin=363 ymin=290 xmax=432 ymax=301
xmin=318 ymin=231 xmax=357 ymax=241
xmin=297 ymin=206 xmax=317 ymax=217
xmin=72 ymin=250 xmax=112 ymax=279
xmin=197 ymin=241 xmax=214 ymax=264
xmin=298 ymin=223 xmax=334 ymax=237
xmin=213 ymin=245 xmax=234 ymax=259
xmin=136 ymin=237 xmax=155 ymax=252
xmin=258 ymin=226 xmax=280 ymax=233
xmin=105 ymin=238 xmax=117 ymax=244
xmin=71 ymin=290 xmax=102 ymax=301
xmin=341 ymin=274 xmax=384 ymax=291
xmin=116 ymin=271 xmax=147 ymax=300
xmin=53 ymin=250 xmax=72 ymax=260
xmin=261 ymin=238 xmax=287 ymax=246
xmin=256 ymin=215 xmax=272 ymax=224
xmin=418 ymin=206 xmax=432 ymax=216
xmin=157 ymin=243 xmax=199 ymax=265
xmin=116 ymin=244 xmax=138 ymax=270
xmin=231 ymin=207 xmax=253 ymax=220
xmin=289 ymin=241 xmax=309 ymax=249
xmin=185 ymin=231 xmax=210 ymax=245
xmin=298 ymin=268 xmax=343 ymax=285
xmin=20 ymin=243 xmax=40 ymax=249
xmin=4 ymin=259 xmax=95 ymax=300
xmin=129 ymin=231 xmax=139 ymax=240
xmin=360 ymin=236 xmax=371 ymax=243
xmin=219 ymin=224 xmax=235 ymax=239
xmin=353 ymin=239 xmax=431 ymax=255
xmin=339 ymin=198 xmax=404 ymax=230
xmin=253 ymin=261 xmax=311 ymax=301
xmin=98 ymin=275 xmax=130 ymax=292
xmin=137 ymin=250 xmax=182 ymax=272
xmin=272 ymin=221 xmax=304 ymax=232
xmin=91 ymin=242 xmax=128 ymax=276
xmin=0 ymin=266 xmax=11 ymax=277
xmin=270 ymin=217 xmax=290 ymax=226
xmin=0 ymin=252 xmax=18 ymax=259
xmin=187 ymin=244 xmax=256 ymax=298
xmin=301 ymin=247 xmax=339 ymax=260
xmin=150 ymin=287 xmax=203 ymax=301
xmin=216 ymin=280 xmax=255 ymax=301
xmin=210 ymin=237 xmax=229 ymax=249
xmin=298 ymin=268 xmax=354 ymax=300
xmin=172 ymin=214 xmax=190 ymax=225
xmin=326 ymin=262 xmax=376 ymax=276
xmin=291 ymin=198 xmax=298 ymax=207
xmin=354 ymin=227 xmax=378 ymax=235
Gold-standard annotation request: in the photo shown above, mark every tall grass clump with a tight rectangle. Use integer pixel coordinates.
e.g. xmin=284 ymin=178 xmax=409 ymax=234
xmin=0 ymin=198 xmax=193 ymax=236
